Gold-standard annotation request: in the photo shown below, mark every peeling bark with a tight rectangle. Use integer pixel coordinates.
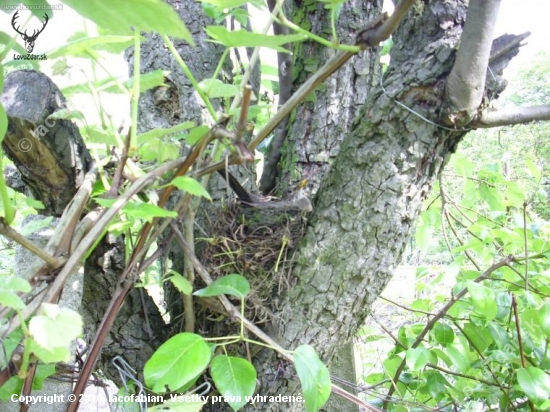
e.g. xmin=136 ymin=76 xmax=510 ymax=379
xmin=0 ymin=70 xmax=91 ymax=216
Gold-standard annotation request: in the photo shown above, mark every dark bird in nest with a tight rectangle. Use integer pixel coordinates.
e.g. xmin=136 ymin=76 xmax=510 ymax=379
xmin=219 ymin=170 xmax=313 ymax=227
xmin=217 ymin=169 xmax=312 ymax=214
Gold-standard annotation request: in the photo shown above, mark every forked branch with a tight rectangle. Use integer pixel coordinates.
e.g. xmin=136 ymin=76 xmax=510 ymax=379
xmin=445 ymin=0 xmax=502 ymax=124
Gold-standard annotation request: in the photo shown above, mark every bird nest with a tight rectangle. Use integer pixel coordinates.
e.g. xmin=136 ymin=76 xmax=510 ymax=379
xmin=196 ymin=200 xmax=309 ymax=323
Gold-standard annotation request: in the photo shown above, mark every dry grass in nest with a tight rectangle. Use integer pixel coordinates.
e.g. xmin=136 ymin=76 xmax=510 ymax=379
xmin=196 ymin=201 xmax=308 ymax=324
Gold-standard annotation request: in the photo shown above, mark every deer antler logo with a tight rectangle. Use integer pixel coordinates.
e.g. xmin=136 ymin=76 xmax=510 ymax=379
xmin=11 ymin=11 xmax=49 ymax=54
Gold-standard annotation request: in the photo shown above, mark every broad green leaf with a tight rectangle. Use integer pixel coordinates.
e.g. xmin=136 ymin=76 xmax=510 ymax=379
xmin=426 ymin=371 xmax=449 ymax=399
xmin=194 ymin=274 xmax=249 ymax=298
xmin=32 ymin=363 xmax=57 ymax=389
xmin=0 ymin=101 xmax=6 ymax=144
xmin=122 ymin=202 xmax=177 ymax=222
xmin=139 ymin=138 xmax=180 ymax=162
xmin=83 ymin=125 xmax=118 ymax=145
xmin=144 ymin=333 xmax=210 ymax=392
xmin=171 ymin=177 xmax=212 ymax=201
xmin=446 ymin=346 xmax=470 ymax=373
xmin=517 ymin=367 xmax=550 ymax=403
xmin=48 ymin=35 xmax=134 ymax=58
xmin=0 ymin=376 xmax=22 ymax=401
xmin=406 ymin=347 xmax=430 ymax=371
xmin=463 ymin=322 xmax=493 ymax=352
xmin=451 ymin=153 xmax=474 ymax=177
xmin=479 ymin=185 xmax=505 ymax=212
xmin=206 ymin=26 xmax=306 ymax=53
xmin=539 ymin=302 xmax=550 ymax=338
xmin=495 ymin=292 xmax=512 ymax=320
xmin=106 ymin=70 xmax=168 ymax=94
xmin=433 ymin=323 xmax=454 ymax=346
xmin=488 ymin=323 xmax=510 ymax=349
xmin=0 ymin=32 xmax=26 ymax=56
xmin=293 ymin=345 xmax=331 ymax=412
xmin=170 ymin=273 xmax=193 ymax=295
xmin=137 ymin=121 xmax=195 ymax=144
xmin=199 ymin=78 xmax=239 ymax=98
xmin=46 ymin=109 xmax=85 ymax=121
xmin=61 ymin=0 xmax=193 ymax=43
xmin=504 ymin=181 xmax=525 ymax=207
xmin=525 ymin=157 xmax=542 ymax=181
xmin=184 ymin=126 xmax=210 ymax=145
xmin=0 ymin=276 xmax=31 ymax=310
xmin=466 ymin=281 xmax=498 ymax=321
xmin=211 ymin=355 xmax=256 ymax=411
xmin=29 ymin=304 xmax=83 ymax=362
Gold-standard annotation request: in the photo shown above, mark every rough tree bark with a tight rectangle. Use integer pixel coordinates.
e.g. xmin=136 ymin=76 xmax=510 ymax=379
xmin=134 ymin=0 xmax=516 ymax=411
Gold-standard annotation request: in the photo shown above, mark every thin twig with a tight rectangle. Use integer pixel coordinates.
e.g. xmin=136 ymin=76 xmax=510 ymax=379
xmin=0 ymin=219 xmax=63 ymax=268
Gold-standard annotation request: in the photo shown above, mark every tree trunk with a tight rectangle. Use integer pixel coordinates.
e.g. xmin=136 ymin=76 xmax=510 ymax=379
xmin=255 ymin=1 xmax=469 ymax=409
xmin=277 ymin=0 xmax=468 ymax=360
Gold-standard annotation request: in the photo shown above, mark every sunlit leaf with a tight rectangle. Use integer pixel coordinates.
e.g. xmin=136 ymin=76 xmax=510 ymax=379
xmin=293 ymin=345 xmax=330 ymax=412
xmin=194 ymin=274 xmax=249 ymax=298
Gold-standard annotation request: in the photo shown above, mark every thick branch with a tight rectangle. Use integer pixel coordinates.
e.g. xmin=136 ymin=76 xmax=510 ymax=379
xmin=445 ymin=0 xmax=501 ymax=120
xmin=475 ymin=105 xmax=550 ymax=128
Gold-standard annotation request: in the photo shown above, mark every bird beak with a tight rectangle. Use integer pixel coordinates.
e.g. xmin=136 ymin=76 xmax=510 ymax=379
xmin=294 ymin=179 xmax=308 ymax=191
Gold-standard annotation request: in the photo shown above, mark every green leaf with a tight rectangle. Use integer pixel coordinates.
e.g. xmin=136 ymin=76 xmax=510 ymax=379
xmin=539 ymin=302 xmax=550 ymax=338
xmin=463 ymin=322 xmax=493 ymax=352
xmin=479 ymin=185 xmax=505 ymax=212
xmin=433 ymin=323 xmax=454 ymax=346
xmin=406 ymin=347 xmax=430 ymax=371
xmin=426 ymin=371 xmax=449 ymax=399
xmin=170 ymin=273 xmax=193 ymax=295
xmin=517 ymin=367 xmax=550 ymax=403
xmin=199 ymin=79 xmax=239 ymax=98
xmin=144 ymin=333 xmax=211 ymax=392
xmin=210 ymin=355 xmax=256 ymax=411
xmin=525 ymin=157 xmax=542 ymax=181
xmin=488 ymin=323 xmax=510 ymax=349
xmin=504 ymin=181 xmax=525 ymax=207
xmin=61 ymin=0 xmax=193 ymax=43
xmin=110 ymin=70 xmax=169 ymax=94
xmin=184 ymin=126 xmax=210 ymax=145
xmin=194 ymin=274 xmax=249 ymax=298
xmin=29 ymin=304 xmax=83 ymax=362
xmin=0 ymin=376 xmax=22 ymax=401
xmin=171 ymin=177 xmax=212 ymax=201
xmin=293 ymin=345 xmax=331 ymax=412
xmin=139 ymin=138 xmax=181 ymax=162
xmin=0 ymin=275 xmax=32 ymax=310
xmin=137 ymin=121 xmax=195 ymax=144
xmin=46 ymin=108 xmax=85 ymax=121
xmin=83 ymin=125 xmax=118 ymax=145
xmin=122 ymin=202 xmax=177 ymax=222
xmin=0 ymin=32 xmax=26 ymax=55
xmin=0 ymin=101 xmax=6 ymax=144
xmin=466 ymin=281 xmax=498 ymax=321
xmin=32 ymin=363 xmax=56 ymax=389
xmin=48 ymin=35 xmax=134 ymax=58
xmin=206 ymin=26 xmax=306 ymax=53
xmin=446 ymin=345 xmax=470 ymax=373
